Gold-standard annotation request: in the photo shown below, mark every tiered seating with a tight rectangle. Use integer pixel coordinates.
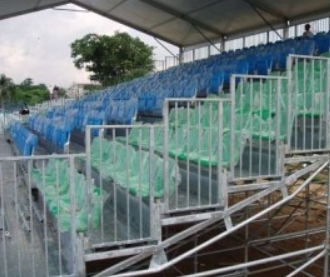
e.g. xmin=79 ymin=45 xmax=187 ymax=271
xmin=27 ymin=31 xmax=330 ymax=151
xmin=235 ymin=79 xmax=288 ymax=141
xmin=90 ymin=138 xmax=181 ymax=198
xmin=29 ymin=115 xmax=72 ymax=150
xmin=294 ymin=60 xmax=327 ymax=115
xmin=106 ymin=98 xmax=138 ymax=125
xmin=31 ymin=159 xmax=106 ymax=232
xmin=9 ymin=121 xmax=38 ymax=156
xmin=124 ymin=103 xmax=247 ymax=168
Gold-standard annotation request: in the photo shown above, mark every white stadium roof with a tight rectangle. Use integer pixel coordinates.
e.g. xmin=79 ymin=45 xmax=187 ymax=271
xmin=1 ymin=0 xmax=330 ymax=47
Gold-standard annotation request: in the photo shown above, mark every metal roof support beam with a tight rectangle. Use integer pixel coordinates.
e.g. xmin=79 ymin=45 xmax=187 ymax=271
xmin=71 ymin=0 xmax=181 ymax=47
xmin=191 ymin=24 xmax=221 ymax=53
xmin=0 ymin=0 xmax=70 ymax=21
xmin=34 ymin=0 xmax=43 ymax=9
xmin=139 ymin=0 xmax=225 ymax=38
xmin=244 ymin=0 xmax=284 ymax=40
xmin=243 ymin=0 xmax=287 ymax=22
xmin=105 ymin=0 xmax=127 ymax=14
xmin=154 ymin=37 xmax=179 ymax=61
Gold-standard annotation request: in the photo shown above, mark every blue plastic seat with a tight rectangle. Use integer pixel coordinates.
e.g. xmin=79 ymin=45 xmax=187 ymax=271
xmin=295 ymin=39 xmax=315 ymax=56
xmin=314 ymin=34 xmax=330 ymax=54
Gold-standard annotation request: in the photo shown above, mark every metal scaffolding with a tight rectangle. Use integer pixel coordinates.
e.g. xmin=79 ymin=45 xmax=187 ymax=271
xmin=1 ymin=55 xmax=330 ymax=277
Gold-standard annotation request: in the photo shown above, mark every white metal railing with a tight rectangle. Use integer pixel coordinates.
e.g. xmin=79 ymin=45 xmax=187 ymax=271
xmin=2 ymin=54 xmax=330 ymax=277
xmin=96 ymin=160 xmax=330 ymax=277
xmin=287 ymin=55 xmax=330 ymax=154
xmin=162 ymin=98 xmax=230 ymax=213
xmin=0 ymin=154 xmax=86 ymax=277
xmin=230 ymin=75 xmax=287 ymax=180
xmin=84 ymin=125 xmax=165 ymax=247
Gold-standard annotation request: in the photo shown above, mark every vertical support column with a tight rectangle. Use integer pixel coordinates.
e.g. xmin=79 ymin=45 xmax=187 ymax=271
xmin=192 ymin=49 xmax=196 ymax=61
xmin=220 ymin=37 xmax=225 ymax=52
xmin=229 ymin=75 xmax=236 ymax=180
xmin=323 ymin=160 xmax=330 ymax=277
xmin=325 ymin=59 xmax=330 ymax=150
xmin=75 ymin=234 xmax=86 ymax=277
xmin=283 ymin=26 xmax=289 ymax=39
xmin=243 ymin=37 xmax=246 ymax=48
xmin=179 ymin=47 xmax=184 ymax=65
xmin=217 ymin=101 xmax=225 ymax=208
xmin=163 ymin=100 xmax=169 ymax=212
xmin=266 ymin=32 xmax=270 ymax=43
xmin=85 ymin=126 xmax=92 ymax=234
xmin=244 ymin=192 xmax=249 ymax=277
xmin=295 ymin=25 xmax=298 ymax=38
xmin=165 ymin=56 xmax=168 ymax=70
xmin=286 ymin=56 xmax=293 ymax=151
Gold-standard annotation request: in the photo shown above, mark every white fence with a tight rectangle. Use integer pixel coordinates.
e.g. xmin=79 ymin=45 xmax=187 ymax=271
xmin=0 ymin=154 xmax=85 ymax=277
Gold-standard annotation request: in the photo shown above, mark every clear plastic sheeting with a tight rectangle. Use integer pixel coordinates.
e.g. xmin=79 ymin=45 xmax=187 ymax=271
xmin=287 ymin=55 xmax=330 ymax=153
xmin=84 ymin=125 xmax=180 ymax=246
xmin=90 ymin=137 xmax=180 ymax=198
xmin=0 ymin=154 xmax=86 ymax=277
xmin=31 ymin=158 xmax=106 ymax=232
xmin=230 ymin=75 xmax=287 ymax=180
xmin=163 ymin=99 xmax=229 ymax=212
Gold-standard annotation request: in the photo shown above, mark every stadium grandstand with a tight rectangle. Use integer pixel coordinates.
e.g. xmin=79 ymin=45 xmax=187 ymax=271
xmin=2 ymin=0 xmax=330 ymax=276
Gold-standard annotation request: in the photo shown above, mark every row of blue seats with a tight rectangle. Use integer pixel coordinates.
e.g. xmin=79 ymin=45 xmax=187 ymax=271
xmin=78 ymin=37 xmax=319 ymax=104
xmin=29 ymin=115 xmax=71 ymax=150
xmin=106 ymin=99 xmax=138 ymax=124
xmin=75 ymin=110 xmax=105 ymax=132
xmin=9 ymin=122 xmax=38 ymax=156
xmin=29 ymin=31 xmax=330 ymax=147
xmin=38 ymin=99 xmax=138 ymax=139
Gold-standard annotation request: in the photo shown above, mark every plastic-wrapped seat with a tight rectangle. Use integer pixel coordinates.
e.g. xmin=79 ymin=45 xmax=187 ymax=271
xmin=126 ymin=127 xmax=151 ymax=147
xmin=297 ymin=92 xmax=327 ymax=117
xmin=119 ymin=150 xmax=150 ymax=191
xmin=178 ymin=128 xmax=204 ymax=160
xmin=32 ymin=160 xmax=106 ymax=232
xmin=168 ymin=127 xmax=187 ymax=158
xmin=128 ymin=156 xmax=181 ymax=198
xmin=104 ymin=143 xmax=136 ymax=181
xmin=90 ymin=137 xmax=114 ymax=169
xmin=184 ymin=129 xmax=245 ymax=168
xmin=168 ymin=108 xmax=189 ymax=127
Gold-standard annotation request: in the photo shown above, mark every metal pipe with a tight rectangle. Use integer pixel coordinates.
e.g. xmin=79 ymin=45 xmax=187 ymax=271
xmin=107 ymin=161 xmax=329 ymax=277
xmin=323 ymin=162 xmax=330 ymax=277
xmin=287 ymin=250 xmax=326 ymax=277
xmin=177 ymin=246 xmax=325 ymax=277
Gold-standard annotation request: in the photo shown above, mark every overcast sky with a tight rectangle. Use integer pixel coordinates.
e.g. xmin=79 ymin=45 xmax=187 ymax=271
xmin=0 ymin=4 xmax=178 ymax=88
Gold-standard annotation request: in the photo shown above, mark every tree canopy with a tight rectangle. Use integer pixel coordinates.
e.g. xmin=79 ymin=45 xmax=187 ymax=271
xmin=0 ymin=74 xmax=16 ymax=103
xmin=0 ymin=74 xmax=67 ymax=108
xmin=70 ymin=32 xmax=154 ymax=86
xmin=15 ymin=79 xmax=50 ymax=105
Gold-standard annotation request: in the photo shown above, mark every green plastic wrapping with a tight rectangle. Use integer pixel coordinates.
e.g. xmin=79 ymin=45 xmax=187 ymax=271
xmin=31 ymin=159 xmax=107 ymax=233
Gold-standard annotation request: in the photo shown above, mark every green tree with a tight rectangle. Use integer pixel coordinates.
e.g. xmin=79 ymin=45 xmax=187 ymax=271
xmin=20 ymin=78 xmax=34 ymax=89
xmin=0 ymin=74 xmax=16 ymax=113
xmin=71 ymin=32 xmax=154 ymax=86
xmin=16 ymin=78 xmax=50 ymax=105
